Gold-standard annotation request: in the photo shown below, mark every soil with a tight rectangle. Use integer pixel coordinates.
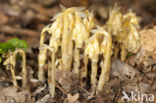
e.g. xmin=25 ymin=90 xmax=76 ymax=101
xmin=0 ymin=0 xmax=156 ymax=103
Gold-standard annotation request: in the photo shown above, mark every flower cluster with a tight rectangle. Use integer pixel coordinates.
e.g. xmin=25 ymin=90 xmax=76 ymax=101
xmin=38 ymin=5 xmax=140 ymax=97
xmin=107 ymin=5 xmax=140 ymax=61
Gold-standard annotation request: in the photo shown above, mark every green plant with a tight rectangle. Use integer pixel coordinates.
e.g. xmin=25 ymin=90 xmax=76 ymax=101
xmin=0 ymin=38 xmax=28 ymax=61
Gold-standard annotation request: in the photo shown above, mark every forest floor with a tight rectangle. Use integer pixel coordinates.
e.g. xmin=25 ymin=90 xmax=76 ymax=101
xmin=0 ymin=0 xmax=156 ymax=103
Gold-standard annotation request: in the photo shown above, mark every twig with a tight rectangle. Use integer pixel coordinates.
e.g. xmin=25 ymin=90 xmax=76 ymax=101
xmin=55 ymin=82 xmax=68 ymax=95
xmin=0 ymin=25 xmax=40 ymax=37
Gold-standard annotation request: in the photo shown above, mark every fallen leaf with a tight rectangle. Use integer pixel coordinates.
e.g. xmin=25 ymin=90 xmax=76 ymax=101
xmin=94 ymin=94 xmax=104 ymax=103
xmin=67 ymin=93 xmax=79 ymax=103
xmin=140 ymin=26 xmax=156 ymax=59
xmin=0 ymin=86 xmax=31 ymax=103
xmin=122 ymin=81 xmax=151 ymax=94
xmin=55 ymin=69 xmax=78 ymax=92
xmin=35 ymin=94 xmax=50 ymax=103
xmin=111 ymin=60 xmax=140 ymax=81
xmin=0 ymin=10 xmax=8 ymax=25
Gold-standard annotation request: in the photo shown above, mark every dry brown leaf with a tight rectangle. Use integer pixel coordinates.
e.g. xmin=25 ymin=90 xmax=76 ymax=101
xmin=94 ymin=94 xmax=104 ymax=103
xmin=111 ymin=60 xmax=140 ymax=81
xmin=67 ymin=93 xmax=79 ymax=103
xmin=35 ymin=94 xmax=50 ymax=103
xmin=122 ymin=81 xmax=151 ymax=94
xmin=0 ymin=10 xmax=8 ymax=25
xmin=55 ymin=69 xmax=77 ymax=92
xmin=131 ymin=26 xmax=156 ymax=72
xmin=0 ymin=86 xmax=31 ymax=103
xmin=140 ymin=26 xmax=156 ymax=59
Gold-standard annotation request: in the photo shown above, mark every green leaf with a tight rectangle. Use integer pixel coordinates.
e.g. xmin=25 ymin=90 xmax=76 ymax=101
xmin=0 ymin=48 xmax=3 ymax=54
xmin=0 ymin=38 xmax=28 ymax=63
xmin=7 ymin=38 xmax=28 ymax=50
xmin=0 ymin=57 xmax=2 ymax=63
xmin=0 ymin=38 xmax=28 ymax=53
xmin=0 ymin=43 xmax=9 ymax=53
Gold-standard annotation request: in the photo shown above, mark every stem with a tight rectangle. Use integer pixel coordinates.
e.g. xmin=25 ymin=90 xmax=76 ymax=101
xmin=48 ymin=62 xmax=51 ymax=79
xmin=67 ymin=32 xmax=74 ymax=71
xmin=121 ymin=45 xmax=127 ymax=61
xmin=50 ymin=52 xmax=55 ymax=98
xmin=91 ymin=59 xmax=98 ymax=91
xmin=44 ymin=42 xmax=56 ymax=97
xmin=10 ymin=53 xmax=17 ymax=86
xmin=62 ymin=12 xmax=70 ymax=71
xmin=19 ymin=50 xmax=27 ymax=89
xmin=81 ymin=54 xmax=88 ymax=87
xmin=114 ymin=43 xmax=119 ymax=59
xmin=38 ymin=64 xmax=44 ymax=82
xmin=97 ymin=37 xmax=112 ymax=93
xmin=48 ymin=32 xmax=57 ymax=98
xmin=10 ymin=49 xmax=27 ymax=89
xmin=10 ymin=67 xmax=17 ymax=86
xmin=74 ymin=48 xmax=80 ymax=75
xmin=38 ymin=32 xmax=47 ymax=82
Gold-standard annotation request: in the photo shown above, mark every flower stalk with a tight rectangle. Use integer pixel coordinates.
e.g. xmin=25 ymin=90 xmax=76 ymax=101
xmin=90 ymin=28 xmax=112 ymax=92
xmin=3 ymin=49 xmax=27 ymax=89
xmin=38 ymin=5 xmax=140 ymax=96
xmin=107 ymin=5 xmax=140 ymax=61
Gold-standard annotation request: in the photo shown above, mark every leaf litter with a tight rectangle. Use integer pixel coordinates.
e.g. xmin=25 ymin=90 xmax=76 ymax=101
xmin=0 ymin=0 xmax=156 ymax=103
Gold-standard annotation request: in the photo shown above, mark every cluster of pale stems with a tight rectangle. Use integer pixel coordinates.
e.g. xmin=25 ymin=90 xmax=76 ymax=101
xmin=3 ymin=5 xmax=140 ymax=98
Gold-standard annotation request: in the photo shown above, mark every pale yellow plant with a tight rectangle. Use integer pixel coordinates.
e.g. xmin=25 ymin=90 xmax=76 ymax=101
xmin=90 ymin=26 xmax=112 ymax=92
xmin=107 ymin=5 xmax=140 ymax=61
xmin=3 ymin=49 xmax=27 ymax=89
xmin=107 ymin=6 xmax=123 ymax=36
xmin=38 ymin=5 xmax=140 ymax=97
xmin=38 ymin=5 xmax=95 ymax=97
xmin=39 ymin=44 xmax=55 ymax=97
xmin=85 ymin=33 xmax=100 ymax=90
xmin=123 ymin=10 xmax=140 ymax=53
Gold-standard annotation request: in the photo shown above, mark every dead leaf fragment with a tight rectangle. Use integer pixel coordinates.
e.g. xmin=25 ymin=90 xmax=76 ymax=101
xmin=111 ymin=60 xmax=140 ymax=81
xmin=55 ymin=69 xmax=77 ymax=92
xmin=94 ymin=94 xmax=104 ymax=103
xmin=0 ymin=86 xmax=31 ymax=103
xmin=140 ymin=26 xmax=156 ymax=59
xmin=0 ymin=10 xmax=8 ymax=25
xmin=35 ymin=94 xmax=50 ymax=103
xmin=122 ymin=81 xmax=151 ymax=94
xmin=67 ymin=93 xmax=79 ymax=103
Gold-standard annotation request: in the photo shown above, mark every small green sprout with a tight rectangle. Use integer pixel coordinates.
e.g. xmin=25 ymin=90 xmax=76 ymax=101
xmin=0 ymin=38 xmax=28 ymax=63
xmin=0 ymin=38 xmax=28 ymax=52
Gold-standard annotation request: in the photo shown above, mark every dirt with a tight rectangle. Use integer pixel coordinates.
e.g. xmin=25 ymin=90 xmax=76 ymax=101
xmin=0 ymin=0 xmax=156 ymax=103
